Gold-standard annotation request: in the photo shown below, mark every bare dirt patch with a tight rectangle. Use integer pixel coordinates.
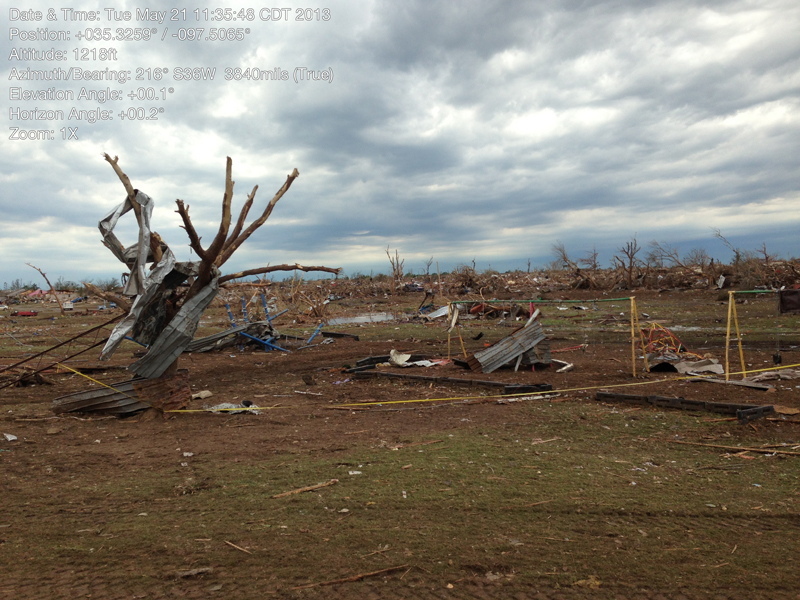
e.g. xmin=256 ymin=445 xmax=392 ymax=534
xmin=2 ymin=290 xmax=799 ymax=599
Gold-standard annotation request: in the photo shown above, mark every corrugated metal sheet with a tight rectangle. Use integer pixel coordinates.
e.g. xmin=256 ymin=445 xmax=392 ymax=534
xmin=132 ymin=370 xmax=191 ymax=412
xmin=522 ymin=337 xmax=551 ymax=365
xmin=468 ymin=321 xmax=546 ymax=373
xmin=129 ymin=277 xmax=219 ymax=379
xmin=52 ymin=380 xmax=147 ymax=414
xmin=52 ymin=370 xmax=190 ymax=415
xmin=184 ymin=321 xmax=275 ymax=353
xmin=184 ymin=324 xmax=249 ymax=352
xmin=99 ymin=251 xmax=181 ymax=359
xmin=425 ymin=306 xmax=449 ymax=319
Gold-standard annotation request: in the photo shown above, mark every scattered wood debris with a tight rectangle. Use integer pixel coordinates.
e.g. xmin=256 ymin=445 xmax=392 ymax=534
xmin=596 ymin=391 xmax=775 ymax=424
xmin=291 ymin=564 xmax=410 ymax=590
xmin=353 ymin=369 xmax=552 ymax=394
xmin=689 ymin=377 xmax=773 ymax=391
xmin=224 ymin=540 xmax=253 ymax=555
xmin=669 ymin=440 xmax=800 ymax=456
xmin=389 ymin=439 xmax=442 ymax=450
xmin=174 ymin=567 xmax=213 ymax=578
xmin=272 ymin=479 xmax=338 ymax=498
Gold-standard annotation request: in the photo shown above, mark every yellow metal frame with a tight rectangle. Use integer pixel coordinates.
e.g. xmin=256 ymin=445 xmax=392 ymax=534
xmin=724 ymin=291 xmax=747 ymax=380
xmin=630 ymin=297 xmax=649 ymax=376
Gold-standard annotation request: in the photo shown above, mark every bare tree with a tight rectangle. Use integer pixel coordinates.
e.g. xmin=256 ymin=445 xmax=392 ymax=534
xmin=712 ymin=228 xmax=742 ymax=268
xmin=386 ymin=246 xmax=405 ymax=293
xmin=98 ymin=154 xmax=340 ymax=378
xmin=613 ymin=235 xmax=643 ymax=289
xmin=578 ymin=245 xmax=600 ymax=271
xmin=551 ymin=241 xmax=577 ymax=271
xmin=647 ymin=241 xmax=686 ymax=269
xmin=423 ymin=256 xmax=434 ymax=282
xmin=757 ymin=243 xmax=775 ymax=267
xmin=683 ymin=247 xmax=711 ymax=269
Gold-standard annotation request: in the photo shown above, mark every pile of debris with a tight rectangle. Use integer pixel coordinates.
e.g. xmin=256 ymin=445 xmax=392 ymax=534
xmin=639 ymin=322 xmax=724 ymax=375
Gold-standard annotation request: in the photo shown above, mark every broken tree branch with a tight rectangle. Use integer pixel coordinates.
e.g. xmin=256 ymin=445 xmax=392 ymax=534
xmin=390 ymin=439 xmax=443 ymax=450
xmin=222 ymin=185 xmax=259 ymax=255
xmin=182 ymin=157 xmax=237 ymax=302
xmin=174 ymin=199 xmax=207 ymax=260
xmin=216 ymin=168 xmax=300 ymax=266
xmin=291 ymin=565 xmax=410 ymax=590
xmin=103 ymin=153 xmax=142 ymax=226
xmin=219 ymin=264 xmax=341 ymax=284
xmin=26 ymin=263 xmax=65 ymax=316
xmin=82 ymin=281 xmax=132 ymax=312
xmin=102 ymin=153 xmax=137 ymax=202
xmin=224 ymin=540 xmax=253 ymax=555
xmin=148 ymin=231 xmax=164 ymax=267
xmin=204 ymin=156 xmax=235 ymax=266
xmin=272 ymin=479 xmax=338 ymax=498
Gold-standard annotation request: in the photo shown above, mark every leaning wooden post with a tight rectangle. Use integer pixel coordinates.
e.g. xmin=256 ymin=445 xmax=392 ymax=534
xmin=632 ymin=297 xmax=649 ymax=372
xmin=630 ymin=296 xmax=636 ymax=377
xmin=725 ymin=292 xmax=733 ymax=381
xmin=732 ymin=294 xmax=746 ymax=378
xmin=456 ymin=324 xmax=468 ymax=358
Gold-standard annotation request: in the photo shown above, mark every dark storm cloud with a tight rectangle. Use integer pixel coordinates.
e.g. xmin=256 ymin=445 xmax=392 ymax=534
xmin=1 ymin=0 xmax=799 ymax=284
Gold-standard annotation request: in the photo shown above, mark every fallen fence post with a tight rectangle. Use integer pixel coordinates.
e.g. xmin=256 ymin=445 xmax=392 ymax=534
xmin=238 ymin=332 xmax=290 ymax=352
xmin=596 ymin=391 xmax=775 ymax=423
xmin=307 ymin=323 xmax=324 ymax=345
xmin=225 ymin=303 xmax=237 ymax=326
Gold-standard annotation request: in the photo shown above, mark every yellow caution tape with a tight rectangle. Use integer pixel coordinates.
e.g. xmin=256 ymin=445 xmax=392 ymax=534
xmin=56 ymin=360 xmax=800 ymax=414
xmin=334 ymin=361 xmax=800 ymax=408
xmin=55 ymin=362 xmax=143 ymax=403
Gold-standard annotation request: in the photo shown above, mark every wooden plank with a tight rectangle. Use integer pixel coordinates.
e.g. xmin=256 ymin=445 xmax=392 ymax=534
xmin=689 ymin=377 xmax=773 ymax=391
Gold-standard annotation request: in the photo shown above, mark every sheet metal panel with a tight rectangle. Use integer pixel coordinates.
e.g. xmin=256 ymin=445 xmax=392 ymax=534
xmin=184 ymin=324 xmax=249 ymax=352
xmin=129 ymin=277 xmax=219 ymax=379
xmin=468 ymin=321 xmax=546 ymax=373
xmin=52 ymin=370 xmax=190 ymax=415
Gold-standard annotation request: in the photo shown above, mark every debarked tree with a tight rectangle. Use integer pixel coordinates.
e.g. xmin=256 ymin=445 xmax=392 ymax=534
xmin=98 ymin=153 xmax=340 ymax=378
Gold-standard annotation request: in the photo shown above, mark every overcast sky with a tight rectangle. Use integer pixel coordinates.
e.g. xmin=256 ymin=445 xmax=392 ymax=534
xmin=2 ymin=0 xmax=799 ymax=287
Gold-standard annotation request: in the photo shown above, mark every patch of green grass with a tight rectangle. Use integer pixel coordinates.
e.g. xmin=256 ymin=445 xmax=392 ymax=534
xmin=6 ymin=401 xmax=798 ymax=596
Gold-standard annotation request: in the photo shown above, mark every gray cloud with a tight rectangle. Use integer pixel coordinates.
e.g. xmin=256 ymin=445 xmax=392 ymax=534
xmin=2 ymin=0 xmax=799 ymax=286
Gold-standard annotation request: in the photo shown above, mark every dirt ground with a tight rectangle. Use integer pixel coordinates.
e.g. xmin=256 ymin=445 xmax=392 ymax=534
xmin=2 ymin=290 xmax=799 ymax=599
